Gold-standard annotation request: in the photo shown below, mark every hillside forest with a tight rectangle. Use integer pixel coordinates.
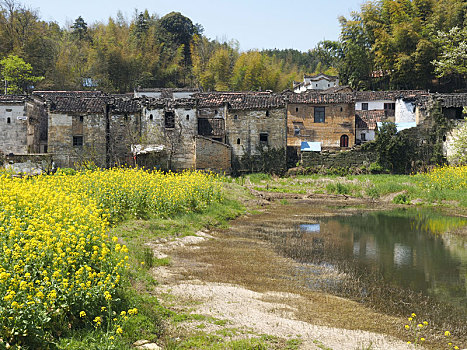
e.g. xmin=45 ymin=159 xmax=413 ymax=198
xmin=0 ymin=0 xmax=466 ymax=94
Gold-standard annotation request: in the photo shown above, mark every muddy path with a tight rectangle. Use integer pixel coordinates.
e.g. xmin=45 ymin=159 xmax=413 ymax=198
xmin=150 ymin=199 xmax=436 ymax=350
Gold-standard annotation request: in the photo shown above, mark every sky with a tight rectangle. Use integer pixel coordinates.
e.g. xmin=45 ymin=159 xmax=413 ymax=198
xmin=23 ymin=0 xmax=365 ymax=52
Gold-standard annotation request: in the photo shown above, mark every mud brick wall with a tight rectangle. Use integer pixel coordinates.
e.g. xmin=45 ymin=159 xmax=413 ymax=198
xmin=195 ymin=136 xmax=231 ymax=173
xmin=287 ymin=103 xmax=355 ymax=149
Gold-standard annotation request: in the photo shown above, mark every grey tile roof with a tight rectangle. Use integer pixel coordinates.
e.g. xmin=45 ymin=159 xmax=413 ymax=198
xmin=195 ymin=92 xmax=285 ymax=110
xmin=356 ymin=110 xmax=386 ymax=129
xmin=432 ymin=93 xmax=467 ymax=108
xmin=0 ymin=95 xmax=28 ymax=103
xmin=354 ymin=90 xmax=428 ymax=101
xmin=286 ymin=91 xmax=354 ymax=104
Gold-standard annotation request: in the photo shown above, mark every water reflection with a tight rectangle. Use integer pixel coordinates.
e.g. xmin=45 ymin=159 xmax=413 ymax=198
xmin=299 ymin=223 xmax=320 ymax=233
xmin=309 ymin=209 xmax=467 ymax=310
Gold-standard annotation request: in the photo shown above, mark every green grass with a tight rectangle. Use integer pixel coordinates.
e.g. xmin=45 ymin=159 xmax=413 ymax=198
xmin=244 ymin=173 xmax=467 ymax=207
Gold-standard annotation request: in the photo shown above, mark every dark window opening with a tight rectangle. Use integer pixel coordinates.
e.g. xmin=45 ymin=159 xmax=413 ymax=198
xmin=362 ymin=103 xmax=369 ymax=110
xmin=6 ymin=117 xmax=11 ymax=124
xmin=266 ymin=110 xmax=269 ymax=117
xmin=314 ymin=107 xmax=325 ymax=123
xmin=213 ymin=137 xmax=222 ymax=142
xmin=294 ymin=127 xmax=300 ymax=136
xmin=234 ymin=114 xmax=238 ymax=120
xmin=198 ymin=118 xmax=225 ymax=137
xmin=361 ymin=133 xmax=366 ymax=141
xmin=340 ymin=135 xmax=349 ymax=148
xmin=79 ymin=116 xmax=84 ymax=122
xmin=443 ymin=135 xmax=447 ymax=142
xmin=340 ymin=107 xmax=343 ymax=112
xmin=237 ymin=138 xmax=240 ymax=145
xmin=6 ymin=109 xmax=12 ymax=112
xmin=328 ymin=84 xmax=330 ymax=87
xmin=315 ymin=84 xmax=318 ymax=87
xmin=295 ymin=107 xmax=299 ymax=112
xmin=149 ymin=114 xmax=153 ymax=121
xmin=186 ymin=114 xmax=190 ymax=121
xmin=384 ymin=103 xmax=395 ymax=110
xmin=73 ymin=135 xmax=84 ymax=147
xmin=43 ymin=145 xmax=48 ymax=153
xmin=164 ymin=111 xmax=175 ymax=128
xmin=214 ymin=109 xmax=218 ymax=115
xmin=259 ymin=133 xmax=268 ymax=145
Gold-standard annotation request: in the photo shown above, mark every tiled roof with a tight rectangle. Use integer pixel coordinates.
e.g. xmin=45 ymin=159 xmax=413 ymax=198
xmin=143 ymin=97 xmax=196 ymax=109
xmin=33 ymin=91 xmax=103 ymax=101
xmin=195 ymin=92 xmax=284 ymax=110
xmin=303 ymin=73 xmax=338 ymax=81
xmin=323 ymin=85 xmax=353 ymax=93
xmin=49 ymin=96 xmax=107 ymax=114
xmin=136 ymin=88 xmax=200 ymax=93
xmin=0 ymin=95 xmax=27 ymax=103
xmin=432 ymin=93 xmax=467 ymax=108
xmin=109 ymin=97 xmax=141 ymax=113
xmin=286 ymin=91 xmax=354 ymax=104
xmin=356 ymin=110 xmax=386 ymax=129
xmin=354 ymin=90 xmax=428 ymax=101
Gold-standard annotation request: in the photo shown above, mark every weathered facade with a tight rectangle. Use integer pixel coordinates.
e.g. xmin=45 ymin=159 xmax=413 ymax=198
xmin=3 ymin=88 xmax=464 ymax=173
xmin=196 ymin=92 xmax=287 ymax=172
xmin=286 ymin=91 xmax=355 ymax=151
xmin=141 ymin=98 xmax=198 ymax=170
xmin=0 ymin=95 xmax=29 ymax=155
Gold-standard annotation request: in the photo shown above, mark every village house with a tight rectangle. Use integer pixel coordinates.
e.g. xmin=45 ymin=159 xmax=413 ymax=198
xmin=140 ymin=97 xmax=199 ymax=170
xmin=354 ymin=90 xmax=428 ymax=143
xmin=35 ymin=91 xmax=142 ymax=168
xmin=285 ymin=91 xmax=355 ymax=156
xmin=293 ymin=73 xmax=340 ymax=93
xmin=0 ymin=95 xmax=30 ymax=155
xmin=196 ymin=92 xmax=287 ymax=172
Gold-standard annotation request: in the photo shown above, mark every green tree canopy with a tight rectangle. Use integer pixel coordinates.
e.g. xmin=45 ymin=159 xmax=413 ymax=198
xmin=0 ymin=54 xmax=43 ymax=94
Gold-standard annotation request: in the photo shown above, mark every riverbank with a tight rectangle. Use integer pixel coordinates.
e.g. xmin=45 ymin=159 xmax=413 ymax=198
xmin=113 ymin=177 xmax=465 ymax=350
xmin=56 ymin=171 xmax=466 ymax=349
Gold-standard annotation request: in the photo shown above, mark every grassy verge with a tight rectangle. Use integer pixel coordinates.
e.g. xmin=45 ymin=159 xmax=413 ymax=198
xmin=243 ymin=168 xmax=467 ymax=208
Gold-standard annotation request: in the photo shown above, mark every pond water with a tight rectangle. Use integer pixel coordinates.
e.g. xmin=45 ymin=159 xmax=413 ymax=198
xmin=233 ymin=204 xmax=467 ymax=329
xmin=306 ymin=210 xmax=467 ymax=311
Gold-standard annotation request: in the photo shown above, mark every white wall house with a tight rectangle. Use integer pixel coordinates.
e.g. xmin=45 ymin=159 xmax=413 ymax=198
xmin=293 ymin=74 xmax=339 ymax=93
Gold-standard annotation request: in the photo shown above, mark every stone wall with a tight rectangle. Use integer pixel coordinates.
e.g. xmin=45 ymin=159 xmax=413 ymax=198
xmin=301 ymin=147 xmax=377 ymax=168
xmin=26 ymin=98 xmax=48 ymax=153
xmin=108 ymin=113 xmax=141 ymax=166
xmin=195 ymin=136 xmax=231 ymax=173
xmin=142 ymin=105 xmax=197 ymax=170
xmin=226 ymin=108 xmax=286 ymax=163
xmin=2 ymin=153 xmax=53 ymax=175
xmin=48 ymin=113 xmax=107 ymax=168
xmin=287 ymin=102 xmax=355 ymax=149
xmin=0 ymin=103 xmax=28 ymax=154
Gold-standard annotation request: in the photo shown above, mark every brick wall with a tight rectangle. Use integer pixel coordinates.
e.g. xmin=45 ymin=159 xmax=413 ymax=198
xmin=195 ymin=136 xmax=231 ymax=173
xmin=287 ymin=103 xmax=355 ymax=149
